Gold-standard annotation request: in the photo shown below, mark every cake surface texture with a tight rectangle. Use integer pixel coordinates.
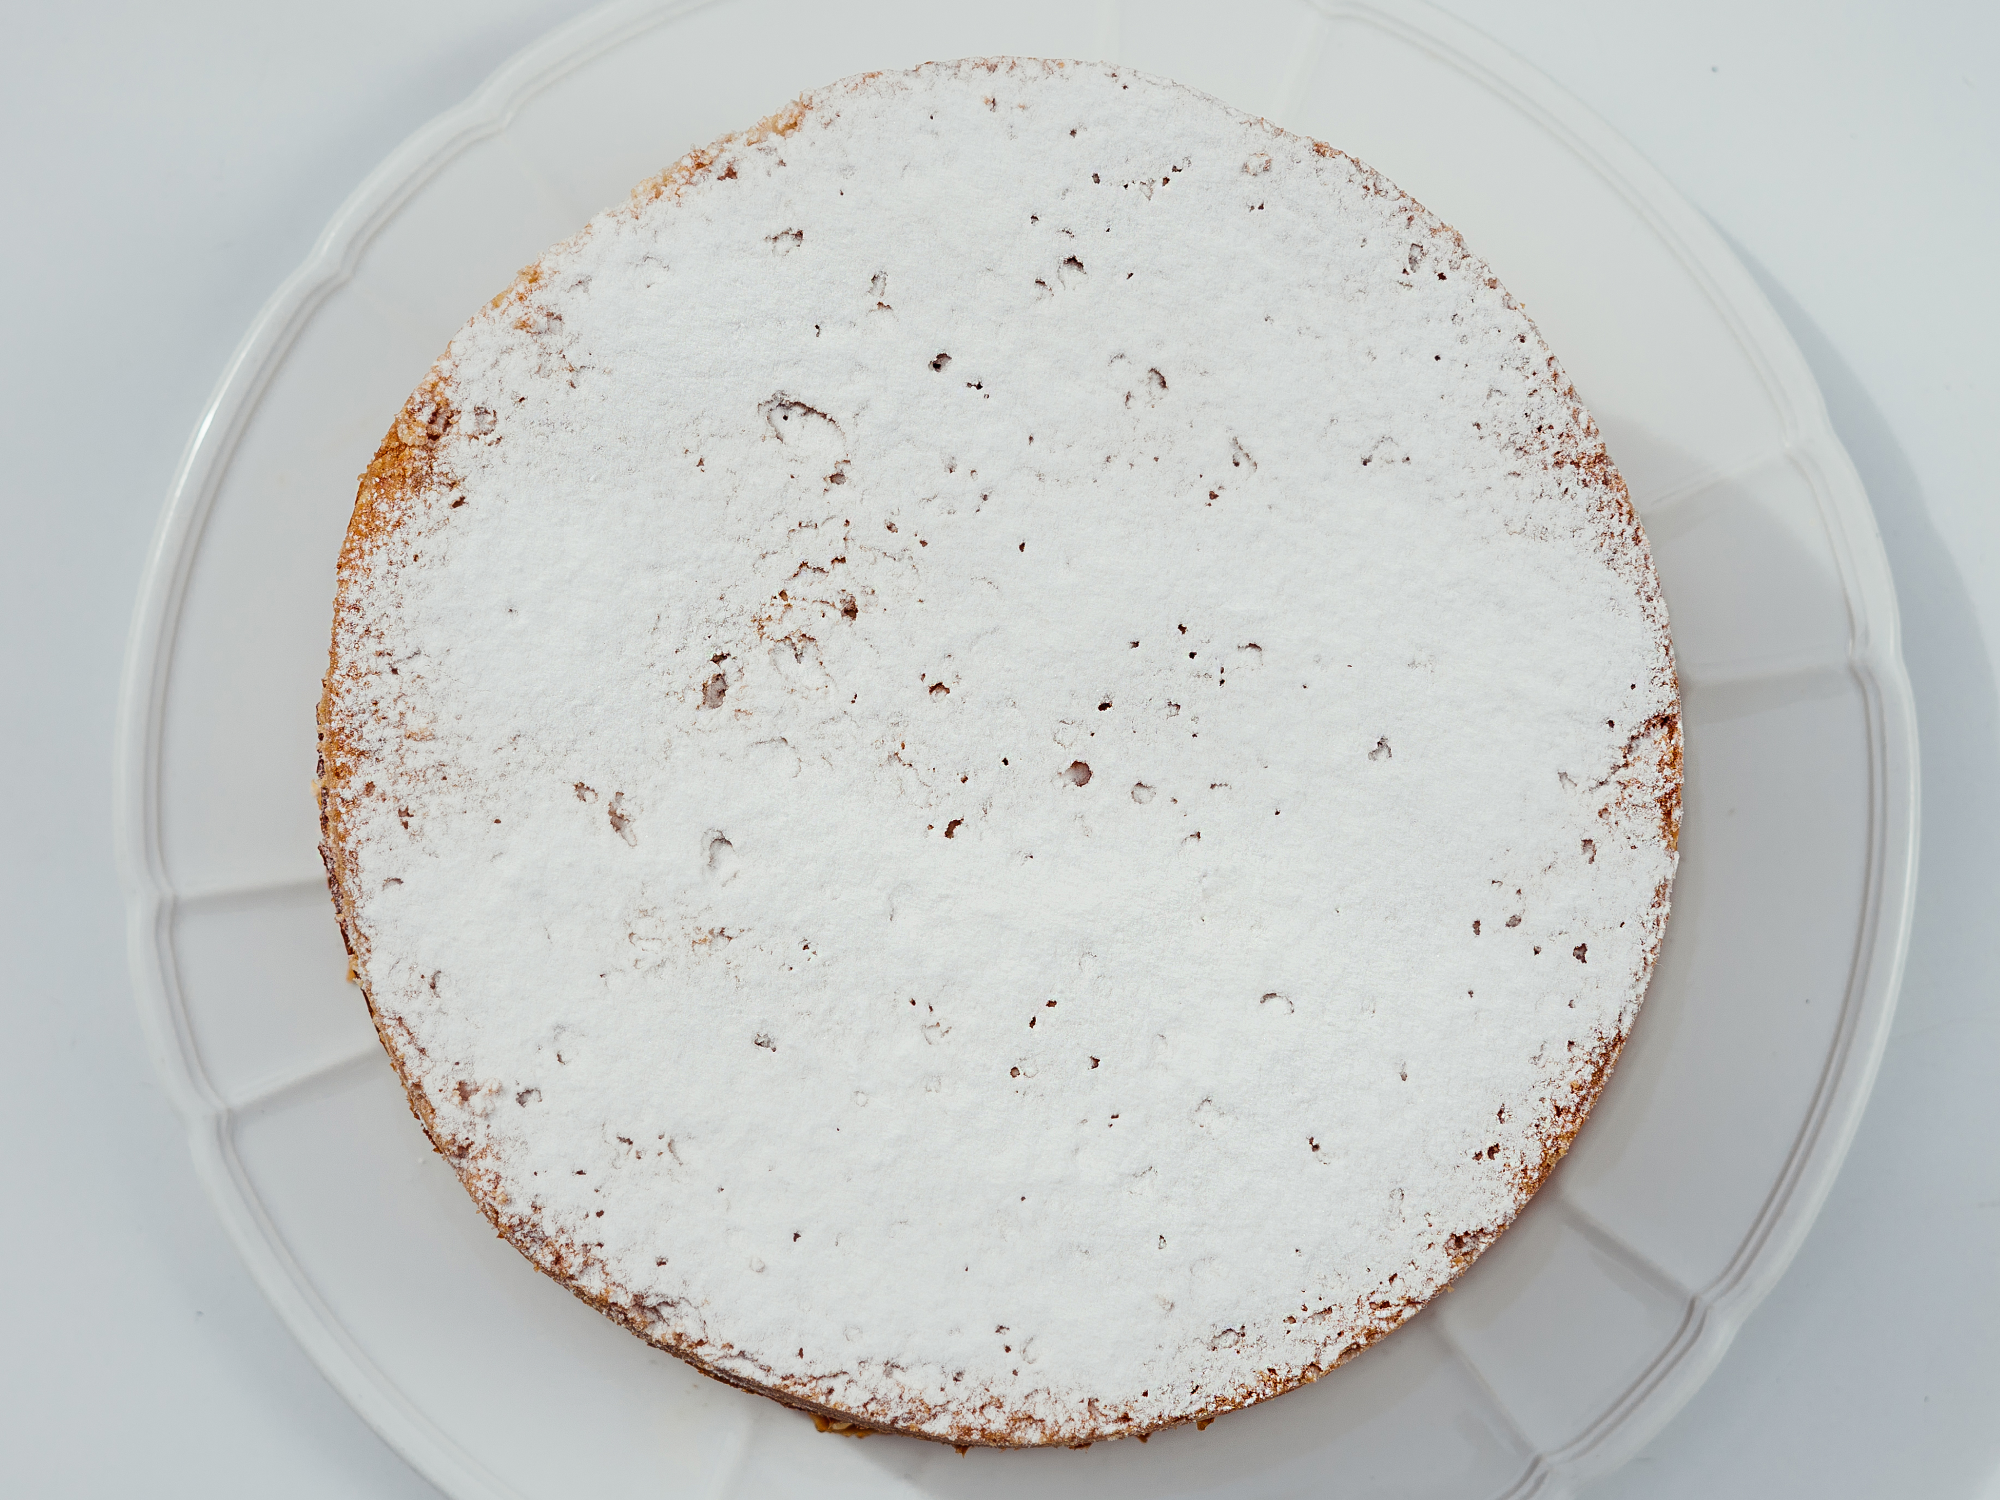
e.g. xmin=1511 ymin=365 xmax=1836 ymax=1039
xmin=318 ymin=58 xmax=1680 ymax=1447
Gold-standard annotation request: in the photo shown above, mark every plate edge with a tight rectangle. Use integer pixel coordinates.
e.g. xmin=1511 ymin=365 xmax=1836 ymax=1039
xmin=112 ymin=2 xmax=1923 ymax=1496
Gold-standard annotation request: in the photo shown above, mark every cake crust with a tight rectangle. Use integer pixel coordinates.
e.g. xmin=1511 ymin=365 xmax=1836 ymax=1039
xmin=317 ymin=59 xmax=1680 ymax=1448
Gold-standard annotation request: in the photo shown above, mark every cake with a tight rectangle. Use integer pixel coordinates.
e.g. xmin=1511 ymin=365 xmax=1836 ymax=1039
xmin=316 ymin=59 xmax=1680 ymax=1448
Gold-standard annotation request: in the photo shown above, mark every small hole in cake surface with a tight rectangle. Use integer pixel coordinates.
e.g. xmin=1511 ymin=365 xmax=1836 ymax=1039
xmin=608 ymin=793 xmax=637 ymax=844
xmin=1063 ymin=760 xmax=1093 ymax=787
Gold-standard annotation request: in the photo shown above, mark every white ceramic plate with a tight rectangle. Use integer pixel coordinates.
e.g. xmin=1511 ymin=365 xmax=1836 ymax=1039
xmin=115 ymin=1 xmax=1918 ymax=1496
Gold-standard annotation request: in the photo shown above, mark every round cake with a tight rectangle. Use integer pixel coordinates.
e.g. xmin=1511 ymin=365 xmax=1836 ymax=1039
xmin=317 ymin=59 xmax=1680 ymax=1448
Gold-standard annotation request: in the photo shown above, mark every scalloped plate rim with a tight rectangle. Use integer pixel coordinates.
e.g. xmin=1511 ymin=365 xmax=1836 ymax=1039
xmin=113 ymin=2 xmax=1919 ymax=1496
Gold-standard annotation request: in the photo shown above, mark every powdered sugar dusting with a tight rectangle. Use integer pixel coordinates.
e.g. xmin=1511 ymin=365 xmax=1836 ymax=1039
xmin=317 ymin=59 xmax=1678 ymax=1446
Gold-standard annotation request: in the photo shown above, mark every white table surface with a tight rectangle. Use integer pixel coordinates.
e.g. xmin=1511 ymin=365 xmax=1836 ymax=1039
xmin=2 ymin=2 xmax=1993 ymax=1495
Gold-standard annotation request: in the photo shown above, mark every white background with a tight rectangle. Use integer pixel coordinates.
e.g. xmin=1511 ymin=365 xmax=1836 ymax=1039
xmin=2 ymin=2 xmax=1993 ymax=1494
